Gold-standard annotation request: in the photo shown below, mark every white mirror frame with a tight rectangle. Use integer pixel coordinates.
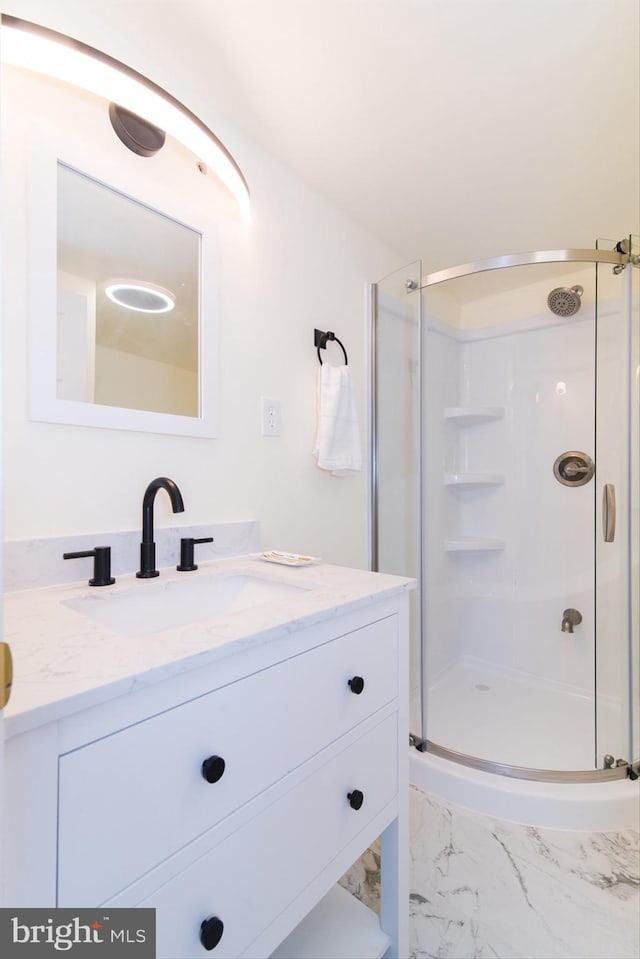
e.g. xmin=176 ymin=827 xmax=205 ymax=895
xmin=27 ymin=133 xmax=219 ymax=438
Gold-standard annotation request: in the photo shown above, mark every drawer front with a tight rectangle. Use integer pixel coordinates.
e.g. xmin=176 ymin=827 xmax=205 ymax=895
xmin=137 ymin=713 xmax=398 ymax=959
xmin=58 ymin=616 xmax=398 ymax=905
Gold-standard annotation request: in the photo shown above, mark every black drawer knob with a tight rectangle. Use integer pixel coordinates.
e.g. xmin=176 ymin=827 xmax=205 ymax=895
xmin=347 ymin=789 xmax=364 ymax=810
xmin=348 ymin=675 xmax=365 ymax=694
xmin=200 ymin=916 xmax=224 ymax=951
xmin=201 ymin=755 xmax=226 ymax=784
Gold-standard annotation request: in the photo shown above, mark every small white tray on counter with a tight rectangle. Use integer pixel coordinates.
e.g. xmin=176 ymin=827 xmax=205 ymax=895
xmin=255 ymin=551 xmax=322 ymax=567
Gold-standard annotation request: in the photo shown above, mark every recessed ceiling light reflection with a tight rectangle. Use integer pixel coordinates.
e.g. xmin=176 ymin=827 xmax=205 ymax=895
xmin=105 ymin=281 xmax=175 ymax=314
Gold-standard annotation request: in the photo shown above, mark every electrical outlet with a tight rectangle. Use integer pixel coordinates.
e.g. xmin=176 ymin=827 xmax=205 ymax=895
xmin=260 ymin=397 xmax=281 ymax=436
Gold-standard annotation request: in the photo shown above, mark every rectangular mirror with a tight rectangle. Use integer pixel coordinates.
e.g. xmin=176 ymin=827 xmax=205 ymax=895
xmin=57 ymin=163 xmax=200 ymax=418
xmin=28 ymin=137 xmax=219 ymax=437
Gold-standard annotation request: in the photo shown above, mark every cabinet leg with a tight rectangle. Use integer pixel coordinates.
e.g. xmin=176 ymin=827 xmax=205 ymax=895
xmin=380 ymin=815 xmax=408 ymax=958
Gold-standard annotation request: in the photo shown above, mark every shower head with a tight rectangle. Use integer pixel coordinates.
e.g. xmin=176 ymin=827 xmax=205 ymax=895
xmin=547 ymin=285 xmax=584 ymax=317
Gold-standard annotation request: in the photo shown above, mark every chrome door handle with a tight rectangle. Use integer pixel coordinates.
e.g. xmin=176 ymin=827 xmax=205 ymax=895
xmin=603 ymin=484 xmax=616 ymax=542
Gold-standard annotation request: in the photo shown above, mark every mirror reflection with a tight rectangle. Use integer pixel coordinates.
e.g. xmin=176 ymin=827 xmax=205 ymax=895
xmin=56 ymin=163 xmax=200 ymax=417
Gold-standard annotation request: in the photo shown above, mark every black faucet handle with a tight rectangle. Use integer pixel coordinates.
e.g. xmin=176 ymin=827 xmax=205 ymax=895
xmin=63 ymin=546 xmax=115 ymax=587
xmin=177 ymin=537 xmax=214 ymax=572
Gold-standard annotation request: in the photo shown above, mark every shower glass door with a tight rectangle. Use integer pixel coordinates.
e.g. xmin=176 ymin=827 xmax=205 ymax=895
xmin=421 ymin=259 xmax=602 ymax=772
xmin=595 ymin=236 xmax=640 ymax=769
xmin=371 ymin=261 xmax=422 ymax=735
xmin=630 ymin=236 xmax=640 ymax=765
xmin=372 ymin=244 xmax=636 ymax=779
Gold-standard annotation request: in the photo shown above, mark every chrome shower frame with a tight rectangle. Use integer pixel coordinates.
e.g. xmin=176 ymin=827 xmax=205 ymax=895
xmin=369 ymin=245 xmax=639 ymax=784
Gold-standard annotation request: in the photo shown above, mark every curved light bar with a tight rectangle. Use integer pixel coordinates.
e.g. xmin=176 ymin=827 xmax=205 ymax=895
xmin=105 ymin=281 xmax=175 ymax=314
xmin=0 ymin=14 xmax=250 ymax=216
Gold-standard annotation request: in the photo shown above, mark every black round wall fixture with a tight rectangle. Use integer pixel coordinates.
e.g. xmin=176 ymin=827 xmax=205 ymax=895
xmin=108 ymin=102 xmax=166 ymax=156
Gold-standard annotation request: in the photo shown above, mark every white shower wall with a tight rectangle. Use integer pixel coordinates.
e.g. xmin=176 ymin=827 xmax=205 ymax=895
xmin=423 ymin=325 xmax=462 ymax=682
xmin=426 ymin=313 xmax=597 ymax=693
xmin=463 ymin=318 xmax=594 ymax=690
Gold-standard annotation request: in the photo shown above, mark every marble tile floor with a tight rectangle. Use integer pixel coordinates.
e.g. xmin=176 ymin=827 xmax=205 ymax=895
xmin=341 ymin=785 xmax=640 ymax=959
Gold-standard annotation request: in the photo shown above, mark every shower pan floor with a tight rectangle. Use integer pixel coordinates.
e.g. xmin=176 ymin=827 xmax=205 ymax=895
xmin=422 ymin=658 xmax=616 ymax=771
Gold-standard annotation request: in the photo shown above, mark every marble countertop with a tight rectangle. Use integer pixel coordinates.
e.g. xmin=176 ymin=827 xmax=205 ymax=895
xmin=3 ymin=555 xmax=415 ymax=737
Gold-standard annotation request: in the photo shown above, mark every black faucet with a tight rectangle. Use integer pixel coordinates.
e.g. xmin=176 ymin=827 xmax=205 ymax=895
xmin=136 ymin=477 xmax=185 ymax=578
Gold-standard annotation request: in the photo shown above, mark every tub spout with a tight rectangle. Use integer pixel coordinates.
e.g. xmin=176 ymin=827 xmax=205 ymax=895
xmin=561 ymin=608 xmax=582 ymax=633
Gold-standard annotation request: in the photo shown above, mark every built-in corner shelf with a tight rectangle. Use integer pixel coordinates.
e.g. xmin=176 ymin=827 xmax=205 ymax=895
xmin=444 ymin=473 xmax=504 ymax=488
xmin=444 ymin=538 xmax=505 ymax=553
xmin=443 ymin=405 xmax=506 ymax=557
xmin=270 ymin=884 xmax=390 ymax=959
xmin=443 ymin=406 xmax=505 ymax=425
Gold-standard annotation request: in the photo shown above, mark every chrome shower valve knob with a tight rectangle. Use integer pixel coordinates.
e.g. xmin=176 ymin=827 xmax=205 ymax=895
xmin=553 ymin=451 xmax=595 ymax=487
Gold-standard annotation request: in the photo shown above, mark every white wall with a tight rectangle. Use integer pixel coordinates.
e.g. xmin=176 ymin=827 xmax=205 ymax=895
xmin=0 ymin=10 xmax=404 ymax=568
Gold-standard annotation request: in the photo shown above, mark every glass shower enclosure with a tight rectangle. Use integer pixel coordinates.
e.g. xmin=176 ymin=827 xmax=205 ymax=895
xmin=371 ymin=240 xmax=639 ymax=782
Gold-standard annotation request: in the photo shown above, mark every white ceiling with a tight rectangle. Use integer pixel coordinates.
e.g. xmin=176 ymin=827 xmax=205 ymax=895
xmin=5 ymin=0 xmax=640 ymax=273
xmin=159 ymin=0 xmax=640 ymax=272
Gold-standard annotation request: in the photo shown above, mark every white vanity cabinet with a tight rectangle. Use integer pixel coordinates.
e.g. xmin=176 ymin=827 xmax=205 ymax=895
xmin=4 ymin=580 xmax=409 ymax=959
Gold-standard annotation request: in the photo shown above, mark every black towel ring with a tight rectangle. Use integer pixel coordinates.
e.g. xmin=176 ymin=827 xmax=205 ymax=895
xmin=314 ymin=328 xmax=348 ymax=365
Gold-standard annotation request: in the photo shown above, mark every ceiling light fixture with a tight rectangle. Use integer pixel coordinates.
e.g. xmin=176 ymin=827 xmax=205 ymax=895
xmin=105 ymin=280 xmax=176 ymax=314
xmin=0 ymin=14 xmax=250 ymax=215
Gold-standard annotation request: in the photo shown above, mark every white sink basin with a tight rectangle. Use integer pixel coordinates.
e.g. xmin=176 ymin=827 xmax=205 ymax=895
xmin=63 ymin=572 xmax=309 ymax=638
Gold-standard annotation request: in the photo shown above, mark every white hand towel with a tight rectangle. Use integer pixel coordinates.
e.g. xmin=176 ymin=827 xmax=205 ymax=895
xmin=312 ymin=363 xmax=361 ymax=476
